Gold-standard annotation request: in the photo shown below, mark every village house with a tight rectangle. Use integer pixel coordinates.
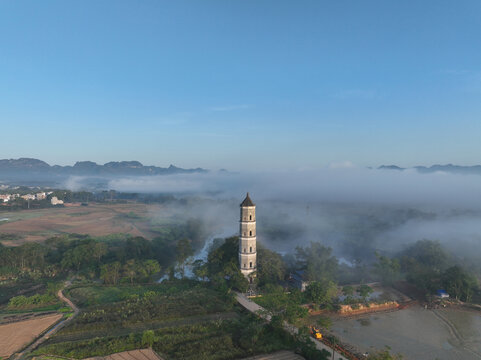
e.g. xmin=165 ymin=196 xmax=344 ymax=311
xmin=20 ymin=194 xmax=36 ymax=201
xmin=288 ymin=270 xmax=311 ymax=292
xmin=51 ymin=196 xmax=64 ymax=205
xmin=36 ymin=192 xmax=47 ymax=200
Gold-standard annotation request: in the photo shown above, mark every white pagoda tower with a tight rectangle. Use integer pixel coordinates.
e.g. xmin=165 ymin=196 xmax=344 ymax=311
xmin=239 ymin=193 xmax=257 ymax=280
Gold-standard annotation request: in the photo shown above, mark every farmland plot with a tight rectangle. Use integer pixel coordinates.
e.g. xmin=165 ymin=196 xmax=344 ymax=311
xmin=0 ymin=313 xmax=62 ymax=358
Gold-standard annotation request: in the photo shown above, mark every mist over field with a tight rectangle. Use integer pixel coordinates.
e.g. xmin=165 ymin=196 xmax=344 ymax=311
xmin=70 ymin=167 xmax=481 ymax=265
xmin=106 ymin=167 xmax=481 ymax=206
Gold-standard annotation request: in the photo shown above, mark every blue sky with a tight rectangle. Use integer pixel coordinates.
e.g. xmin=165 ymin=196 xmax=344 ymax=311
xmin=1 ymin=1 xmax=480 ymax=170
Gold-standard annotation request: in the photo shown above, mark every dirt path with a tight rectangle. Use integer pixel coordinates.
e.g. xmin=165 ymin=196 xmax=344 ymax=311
xmin=12 ymin=281 xmax=79 ymax=360
xmin=235 ymin=292 xmax=349 ymax=360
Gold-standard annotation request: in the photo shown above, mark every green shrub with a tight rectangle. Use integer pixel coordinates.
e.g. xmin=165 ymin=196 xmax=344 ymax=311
xmin=7 ymin=293 xmax=57 ymax=309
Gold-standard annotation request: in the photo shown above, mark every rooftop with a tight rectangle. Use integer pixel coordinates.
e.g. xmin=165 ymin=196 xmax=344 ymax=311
xmin=240 ymin=192 xmax=255 ymax=207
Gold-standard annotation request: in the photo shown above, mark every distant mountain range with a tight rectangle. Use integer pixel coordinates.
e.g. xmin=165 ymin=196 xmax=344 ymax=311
xmin=0 ymin=158 xmax=207 ymax=176
xmin=379 ymin=164 xmax=481 ymax=175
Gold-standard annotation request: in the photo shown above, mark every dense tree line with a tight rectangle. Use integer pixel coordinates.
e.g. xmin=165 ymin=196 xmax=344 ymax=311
xmin=374 ymin=239 xmax=480 ymax=302
xmin=37 ymin=190 xmax=177 ymax=204
xmin=0 ymin=189 xmax=178 ymax=212
xmin=0 ymin=227 xmax=200 ymax=284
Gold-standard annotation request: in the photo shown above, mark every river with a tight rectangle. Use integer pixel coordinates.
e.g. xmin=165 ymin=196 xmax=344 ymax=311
xmin=158 ymin=230 xmax=234 ymax=282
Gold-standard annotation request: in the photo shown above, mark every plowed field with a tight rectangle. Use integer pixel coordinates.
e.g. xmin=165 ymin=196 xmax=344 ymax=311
xmin=0 ymin=203 xmax=159 ymax=245
xmin=0 ymin=313 xmax=62 ymax=357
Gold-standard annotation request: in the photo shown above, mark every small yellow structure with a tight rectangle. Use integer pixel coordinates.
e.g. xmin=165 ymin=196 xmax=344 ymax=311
xmin=310 ymin=326 xmax=322 ymax=340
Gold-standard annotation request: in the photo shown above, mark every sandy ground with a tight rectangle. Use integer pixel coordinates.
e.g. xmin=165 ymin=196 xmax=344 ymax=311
xmin=0 ymin=313 xmax=63 ymax=357
xmin=330 ymin=306 xmax=481 ymax=360
xmin=0 ymin=203 xmax=160 ymax=245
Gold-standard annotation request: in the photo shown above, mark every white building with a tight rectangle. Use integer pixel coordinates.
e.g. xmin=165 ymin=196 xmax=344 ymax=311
xmin=51 ymin=196 xmax=64 ymax=205
xmin=21 ymin=194 xmax=36 ymax=200
xmin=36 ymin=192 xmax=47 ymax=200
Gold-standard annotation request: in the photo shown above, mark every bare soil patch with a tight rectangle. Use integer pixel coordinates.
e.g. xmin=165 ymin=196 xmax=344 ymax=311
xmin=0 ymin=203 xmax=161 ymax=245
xmin=0 ymin=313 xmax=62 ymax=358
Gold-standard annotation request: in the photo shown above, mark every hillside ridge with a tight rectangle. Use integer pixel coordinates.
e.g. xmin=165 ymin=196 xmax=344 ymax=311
xmin=0 ymin=158 xmax=207 ymax=176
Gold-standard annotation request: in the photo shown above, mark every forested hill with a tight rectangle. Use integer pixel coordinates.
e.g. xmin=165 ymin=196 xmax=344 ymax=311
xmin=0 ymin=158 xmax=207 ymax=176
xmin=379 ymin=164 xmax=481 ymax=175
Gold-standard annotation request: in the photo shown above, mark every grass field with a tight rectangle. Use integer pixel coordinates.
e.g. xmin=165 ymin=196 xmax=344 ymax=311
xmin=0 ymin=203 xmax=167 ymax=245
xmin=0 ymin=313 xmax=62 ymax=358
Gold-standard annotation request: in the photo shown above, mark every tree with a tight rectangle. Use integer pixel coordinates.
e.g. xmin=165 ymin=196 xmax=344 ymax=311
xmin=442 ymin=265 xmax=478 ymax=302
xmin=397 ymin=240 xmax=450 ymax=292
xmin=223 ymin=260 xmax=249 ymax=292
xmin=296 ymin=242 xmax=338 ymax=282
xmin=138 ymin=259 xmax=161 ymax=281
xmin=152 ymin=237 xmax=176 ymax=269
xmin=123 ymin=259 xmax=139 ymax=284
xmin=305 ymin=280 xmax=337 ymax=307
xmin=237 ymin=318 xmax=264 ymax=352
xmin=295 ymin=326 xmax=330 ymax=360
xmin=342 ymin=285 xmax=355 ymax=303
xmin=373 ymin=252 xmax=400 ymax=286
xmin=141 ymin=330 xmax=157 ymax=347
xmin=61 ymin=244 xmax=91 ymax=271
xmin=400 ymin=239 xmax=448 ymax=272
xmin=126 ymin=237 xmax=153 ymax=260
xmin=100 ymin=262 xmax=121 ymax=284
xmin=176 ymin=238 xmax=194 ymax=278
xmin=357 ymin=284 xmax=373 ymax=302
xmin=192 ymin=259 xmax=208 ymax=281
xmin=206 ymin=237 xmax=248 ymax=291
xmin=92 ymin=242 xmax=107 ymax=263
xmin=257 ymin=246 xmax=286 ymax=287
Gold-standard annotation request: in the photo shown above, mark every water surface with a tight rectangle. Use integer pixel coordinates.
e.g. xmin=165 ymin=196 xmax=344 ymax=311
xmin=330 ymin=307 xmax=481 ymax=359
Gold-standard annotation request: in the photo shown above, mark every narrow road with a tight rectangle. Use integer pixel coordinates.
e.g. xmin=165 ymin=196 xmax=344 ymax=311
xmin=235 ymin=292 xmax=348 ymax=360
xmin=13 ymin=281 xmax=79 ymax=360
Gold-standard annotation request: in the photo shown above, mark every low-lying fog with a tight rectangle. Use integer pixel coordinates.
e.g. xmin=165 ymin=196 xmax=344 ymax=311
xmin=65 ymin=167 xmax=481 ymax=265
